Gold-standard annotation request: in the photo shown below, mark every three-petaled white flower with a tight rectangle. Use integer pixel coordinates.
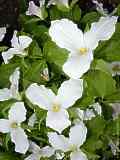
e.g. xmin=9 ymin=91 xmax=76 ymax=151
xmin=2 ymin=31 xmax=32 ymax=64
xmin=25 ymin=141 xmax=55 ymax=160
xmin=0 ymin=67 xmax=21 ymax=101
xmin=48 ymin=122 xmax=88 ymax=160
xmin=0 ymin=27 xmax=6 ymax=41
xmin=49 ymin=16 xmax=117 ymax=79
xmin=47 ymin=0 xmax=69 ymax=8
xmin=77 ymin=102 xmax=102 ymax=121
xmin=0 ymin=102 xmax=29 ymax=154
xmin=26 ymin=0 xmax=45 ymax=19
xmin=26 ymin=79 xmax=83 ymax=133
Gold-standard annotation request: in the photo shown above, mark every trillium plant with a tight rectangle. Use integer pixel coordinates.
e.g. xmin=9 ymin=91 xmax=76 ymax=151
xmin=0 ymin=0 xmax=120 ymax=160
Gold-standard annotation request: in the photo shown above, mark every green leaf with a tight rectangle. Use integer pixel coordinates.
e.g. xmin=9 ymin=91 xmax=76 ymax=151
xmin=0 ymin=63 xmax=19 ymax=88
xmin=0 ymin=153 xmax=21 ymax=160
xmin=81 ymin=12 xmax=100 ymax=26
xmin=43 ymin=40 xmax=68 ymax=68
xmin=87 ymin=116 xmax=106 ymax=138
xmin=84 ymin=70 xmax=116 ymax=98
xmin=95 ymin=23 xmax=120 ymax=61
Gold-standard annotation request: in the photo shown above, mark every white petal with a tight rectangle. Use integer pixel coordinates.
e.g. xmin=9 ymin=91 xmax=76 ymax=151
xmin=0 ymin=27 xmax=6 ymax=41
xmin=0 ymin=119 xmax=10 ymax=133
xmin=9 ymin=67 xmax=20 ymax=86
xmin=25 ymin=154 xmax=39 ymax=160
xmin=46 ymin=110 xmax=71 ymax=133
xmin=63 ymin=52 xmax=93 ymax=79
xmin=92 ymin=103 xmax=102 ymax=115
xmin=18 ymin=36 xmax=32 ymax=50
xmin=9 ymin=67 xmax=20 ymax=99
xmin=28 ymin=113 xmax=37 ymax=127
xmin=29 ymin=141 xmax=40 ymax=153
xmin=11 ymin=31 xmax=32 ymax=50
xmin=11 ymin=127 xmax=29 ymax=154
xmin=76 ymin=108 xmax=84 ymax=121
xmin=48 ymin=132 xmax=69 ymax=152
xmin=84 ymin=16 xmax=118 ymax=50
xmin=60 ymin=0 xmax=69 ymax=7
xmin=26 ymin=83 xmax=55 ymax=110
xmin=84 ymin=109 xmax=95 ymax=121
xmin=41 ymin=146 xmax=55 ymax=157
xmin=49 ymin=19 xmax=84 ymax=53
xmin=2 ymin=48 xmax=17 ymax=64
xmin=9 ymin=102 xmax=26 ymax=123
xmin=11 ymin=31 xmax=20 ymax=48
xmin=70 ymin=150 xmax=88 ymax=160
xmin=69 ymin=122 xmax=87 ymax=148
xmin=0 ymin=88 xmax=12 ymax=101
xmin=26 ymin=1 xmax=42 ymax=19
xmin=57 ymin=79 xmax=83 ymax=108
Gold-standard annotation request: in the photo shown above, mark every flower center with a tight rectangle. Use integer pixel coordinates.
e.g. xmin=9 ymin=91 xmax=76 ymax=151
xmin=79 ymin=48 xmax=88 ymax=55
xmin=70 ymin=144 xmax=77 ymax=152
xmin=112 ymin=65 xmax=120 ymax=72
xmin=11 ymin=122 xmax=18 ymax=129
xmin=52 ymin=104 xmax=61 ymax=112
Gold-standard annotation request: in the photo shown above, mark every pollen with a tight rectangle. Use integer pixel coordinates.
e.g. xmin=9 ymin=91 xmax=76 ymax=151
xmin=79 ymin=48 xmax=88 ymax=55
xmin=11 ymin=122 xmax=18 ymax=129
xmin=52 ymin=104 xmax=61 ymax=112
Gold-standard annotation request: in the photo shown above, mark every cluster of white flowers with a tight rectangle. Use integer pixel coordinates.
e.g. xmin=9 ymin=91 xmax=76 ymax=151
xmin=0 ymin=4 xmax=118 ymax=160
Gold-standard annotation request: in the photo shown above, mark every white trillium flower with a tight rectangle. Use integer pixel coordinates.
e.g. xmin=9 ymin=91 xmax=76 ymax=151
xmin=25 ymin=141 xmax=55 ymax=160
xmin=92 ymin=0 xmax=108 ymax=16
xmin=47 ymin=0 xmax=69 ymax=8
xmin=26 ymin=0 xmax=45 ymax=19
xmin=0 ymin=102 xmax=29 ymax=154
xmin=0 ymin=67 xmax=21 ymax=101
xmin=108 ymin=61 xmax=120 ymax=76
xmin=0 ymin=27 xmax=6 ymax=41
xmin=49 ymin=17 xmax=117 ymax=79
xmin=77 ymin=103 xmax=102 ymax=121
xmin=26 ymin=79 xmax=83 ymax=133
xmin=48 ymin=122 xmax=88 ymax=160
xmin=2 ymin=31 xmax=32 ymax=64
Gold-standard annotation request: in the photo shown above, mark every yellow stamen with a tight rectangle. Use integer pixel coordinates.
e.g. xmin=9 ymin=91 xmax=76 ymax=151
xmin=70 ymin=144 xmax=77 ymax=151
xmin=11 ymin=122 xmax=18 ymax=129
xmin=79 ymin=48 xmax=88 ymax=55
xmin=52 ymin=104 xmax=61 ymax=112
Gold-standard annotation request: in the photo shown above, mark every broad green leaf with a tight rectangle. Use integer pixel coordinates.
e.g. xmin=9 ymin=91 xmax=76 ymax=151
xmin=84 ymin=70 xmax=116 ymax=98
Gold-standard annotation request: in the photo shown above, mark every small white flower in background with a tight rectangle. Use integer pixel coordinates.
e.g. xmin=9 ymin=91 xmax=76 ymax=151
xmin=48 ymin=122 xmax=88 ymax=160
xmin=28 ymin=113 xmax=37 ymax=127
xmin=26 ymin=0 xmax=45 ymax=19
xmin=0 ymin=27 xmax=6 ymax=41
xmin=26 ymin=78 xmax=83 ymax=133
xmin=92 ymin=0 xmax=117 ymax=17
xmin=0 ymin=67 xmax=21 ymax=101
xmin=108 ymin=61 xmax=120 ymax=76
xmin=2 ymin=31 xmax=32 ymax=64
xmin=92 ymin=0 xmax=108 ymax=16
xmin=47 ymin=0 xmax=69 ymax=8
xmin=0 ymin=102 xmax=29 ymax=154
xmin=25 ymin=141 xmax=55 ymax=160
xmin=77 ymin=103 xmax=102 ymax=121
xmin=110 ymin=103 xmax=120 ymax=119
xmin=109 ymin=140 xmax=119 ymax=156
xmin=49 ymin=17 xmax=117 ymax=79
xmin=41 ymin=68 xmax=50 ymax=81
